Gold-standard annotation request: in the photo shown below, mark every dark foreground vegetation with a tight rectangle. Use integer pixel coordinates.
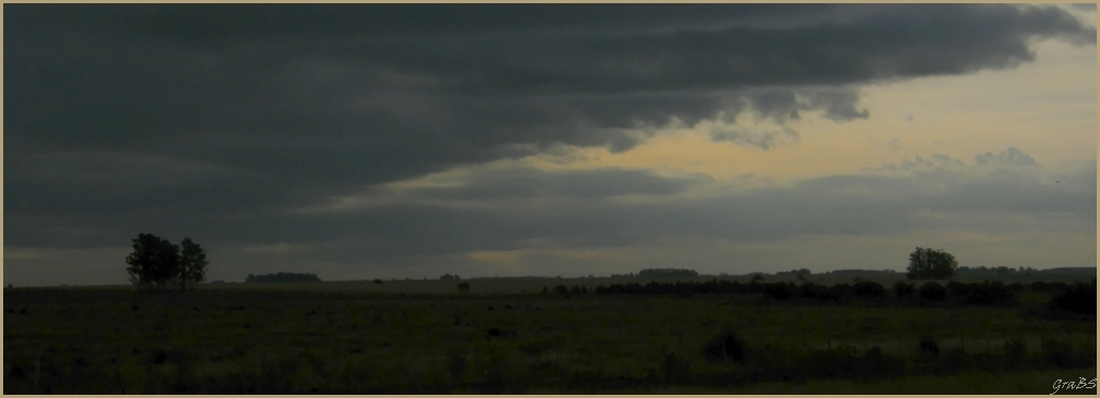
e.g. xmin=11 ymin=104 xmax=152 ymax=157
xmin=4 ymin=278 xmax=1095 ymax=393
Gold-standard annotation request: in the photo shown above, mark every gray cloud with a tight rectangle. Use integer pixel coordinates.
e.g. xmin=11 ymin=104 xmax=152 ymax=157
xmin=405 ymin=167 xmax=713 ymax=200
xmin=974 ymin=147 xmax=1038 ymax=167
xmin=6 ymin=147 xmax=1094 ymax=283
xmin=5 ymin=5 xmax=1096 ymax=283
xmin=710 ymin=127 xmax=800 ymax=150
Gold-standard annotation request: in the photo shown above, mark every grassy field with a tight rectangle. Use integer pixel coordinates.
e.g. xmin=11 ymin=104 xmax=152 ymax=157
xmin=4 ymin=276 xmax=1096 ymax=393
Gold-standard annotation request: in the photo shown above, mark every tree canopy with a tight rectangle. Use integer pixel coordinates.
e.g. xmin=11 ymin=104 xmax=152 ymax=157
xmin=126 ymin=233 xmax=208 ymax=291
xmin=178 ymin=238 xmax=209 ymax=290
xmin=906 ymin=247 xmax=958 ymax=280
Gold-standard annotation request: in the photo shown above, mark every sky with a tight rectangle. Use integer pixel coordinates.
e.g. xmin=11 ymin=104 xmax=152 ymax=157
xmin=4 ymin=4 xmax=1097 ymax=286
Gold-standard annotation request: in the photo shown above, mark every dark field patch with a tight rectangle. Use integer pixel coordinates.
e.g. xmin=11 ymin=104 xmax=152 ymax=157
xmin=3 ymin=285 xmax=1095 ymax=393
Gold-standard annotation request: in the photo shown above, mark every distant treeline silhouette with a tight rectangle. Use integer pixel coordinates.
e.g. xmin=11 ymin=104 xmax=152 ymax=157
xmin=637 ymin=268 xmax=699 ymax=278
xmin=245 ymin=272 xmax=321 ymax=283
xmin=590 ymin=279 xmax=1096 ymax=313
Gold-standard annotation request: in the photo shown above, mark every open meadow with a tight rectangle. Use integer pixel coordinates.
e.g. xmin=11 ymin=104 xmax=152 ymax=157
xmin=4 ymin=273 xmax=1096 ymax=393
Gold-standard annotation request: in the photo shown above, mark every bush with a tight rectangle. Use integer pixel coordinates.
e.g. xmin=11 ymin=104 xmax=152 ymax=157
xmin=457 ymin=282 xmax=471 ymax=294
xmin=764 ymin=283 xmax=793 ymax=301
xmin=1049 ymin=283 xmax=1096 ymax=316
xmin=918 ymin=282 xmax=947 ymax=302
xmin=553 ymin=285 xmax=570 ymax=298
xmin=852 ymin=281 xmax=888 ymax=299
xmin=829 ymin=283 xmax=854 ymax=301
xmin=893 ymin=282 xmax=916 ymax=298
xmin=962 ymin=281 xmax=1018 ymax=307
xmin=703 ymin=327 xmax=748 ymax=363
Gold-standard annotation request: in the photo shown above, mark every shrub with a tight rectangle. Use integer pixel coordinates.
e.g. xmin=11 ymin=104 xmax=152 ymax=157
xmin=703 ymin=327 xmax=748 ymax=363
xmin=955 ymin=281 xmax=1018 ymax=307
xmin=1049 ymin=283 xmax=1096 ymax=316
xmin=829 ymin=283 xmax=854 ymax=301
xmin=764 ymin=283 xmax=793 ymax=301
xmin=457 ymin=282 xmax=471 ymax=294
xmin=852 ymin=281 xmax=888 ymax=299
xmin=893 ymin=282 xmax=916 ymax=298
xmin=553 ymin=285 xmax=570 ymax=298
xmin=918 ymin=282 xmax=947 ymax=302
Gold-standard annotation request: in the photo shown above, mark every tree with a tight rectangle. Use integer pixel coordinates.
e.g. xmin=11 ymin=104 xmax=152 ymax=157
xmin=906 ymin=247 xmax=958 ymax=280
xmin=125 ymin=233 xmax=180 ymax=290
xmin=178 ymin=238 xmax=208 ymax=290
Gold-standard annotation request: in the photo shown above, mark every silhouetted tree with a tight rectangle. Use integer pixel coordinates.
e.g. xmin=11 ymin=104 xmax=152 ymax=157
xmin=906 ymin=247 xmax=958 ymax=280
xmin=177 ymin=238 xmax=208 ymax=290
xmin=125 ymin=233 xmax=180 ymax=291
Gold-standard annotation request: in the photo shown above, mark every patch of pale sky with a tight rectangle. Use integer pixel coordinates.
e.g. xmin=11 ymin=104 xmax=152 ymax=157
xmin=515 ymin=36 xmax=1097 ymax=187
xmin=458 ymin=220 xmax=1095 ymax=278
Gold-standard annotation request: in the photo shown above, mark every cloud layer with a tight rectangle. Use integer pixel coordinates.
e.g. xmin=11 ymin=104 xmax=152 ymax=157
xmin=4 ymin=5 xmax=1095 ymax=284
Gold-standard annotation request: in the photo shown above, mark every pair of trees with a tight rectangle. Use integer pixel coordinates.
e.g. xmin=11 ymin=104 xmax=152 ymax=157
xmin=125 ymin=233 xmax=208 ymax=291
xmin=906 ymin=247 xmax=958 ymax=280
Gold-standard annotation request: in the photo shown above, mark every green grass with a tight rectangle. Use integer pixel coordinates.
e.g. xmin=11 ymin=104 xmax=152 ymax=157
xmin=4 ymin=284 xmax=1095 ymax=393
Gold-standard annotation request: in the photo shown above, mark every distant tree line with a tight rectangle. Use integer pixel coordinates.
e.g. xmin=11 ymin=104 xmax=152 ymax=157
xmin=245 ymin=272 xmax=321 ymax=283
xmin=589 ymin=279 xmax=1096 ymax=313
xmin=637 ymin=268 xmax=699 ymax=278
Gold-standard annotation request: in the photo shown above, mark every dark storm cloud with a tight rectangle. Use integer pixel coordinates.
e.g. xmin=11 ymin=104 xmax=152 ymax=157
xmin=5 ymin=4 xmax=1094 ymax=257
